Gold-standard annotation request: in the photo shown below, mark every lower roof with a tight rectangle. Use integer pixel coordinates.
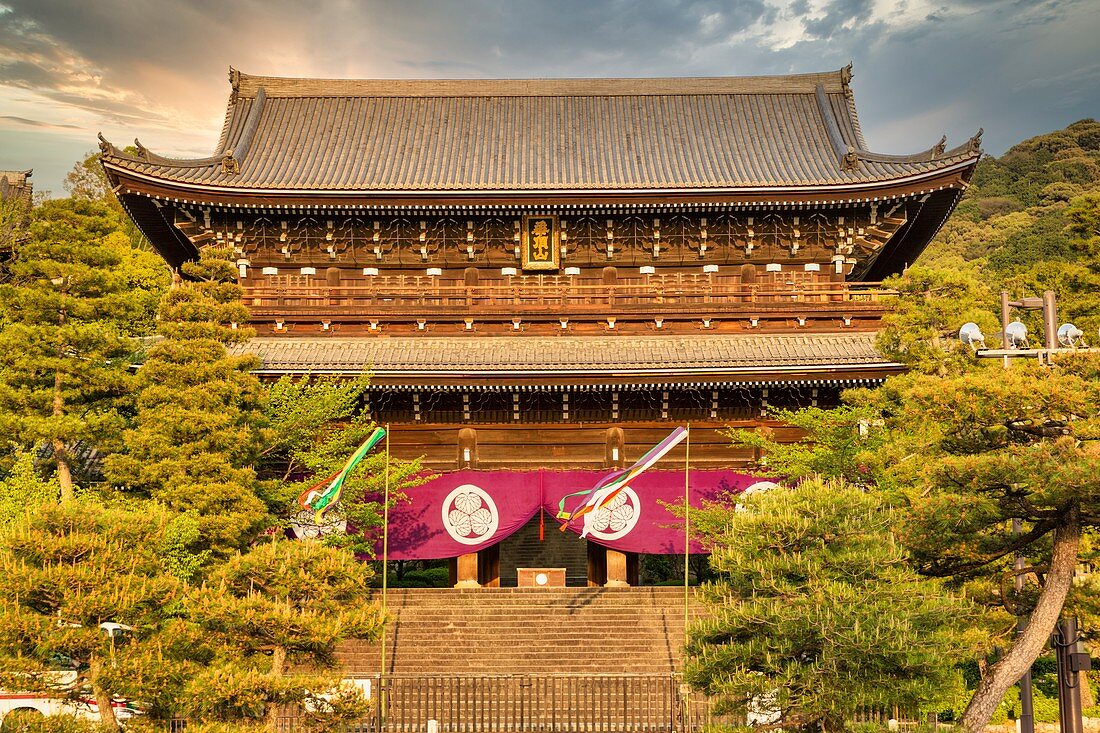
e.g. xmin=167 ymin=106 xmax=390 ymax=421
xmin=233 ymin=333 xmax=901 ymax=387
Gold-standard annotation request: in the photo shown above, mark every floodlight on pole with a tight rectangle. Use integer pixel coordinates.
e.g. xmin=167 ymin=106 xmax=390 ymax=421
xmin=1056 ymin=323 xmax=1084 ymax=347
xmin=959 ymin=322 xmax=986 ymax=350
xmin=1005 ymin=320 xmax=1029 ymax=348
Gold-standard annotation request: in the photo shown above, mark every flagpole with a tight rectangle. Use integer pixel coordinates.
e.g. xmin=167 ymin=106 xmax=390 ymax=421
xmin=684 ymin=423 xmax=691 ymax=647
xmin=379 ymin=424 xmax=390 ymax=722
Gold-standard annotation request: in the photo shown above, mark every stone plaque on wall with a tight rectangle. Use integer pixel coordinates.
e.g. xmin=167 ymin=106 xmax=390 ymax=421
xmin=521 ymin=215 xmax=560 ymax=270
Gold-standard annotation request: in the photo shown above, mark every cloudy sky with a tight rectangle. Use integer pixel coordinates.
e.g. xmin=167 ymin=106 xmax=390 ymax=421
xmin=1 ymin=0 xmax=1097 ymax=196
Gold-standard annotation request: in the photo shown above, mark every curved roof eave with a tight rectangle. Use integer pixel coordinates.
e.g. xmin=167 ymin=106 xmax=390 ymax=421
xmin=102 ymin=155 xmax=979 ymax=201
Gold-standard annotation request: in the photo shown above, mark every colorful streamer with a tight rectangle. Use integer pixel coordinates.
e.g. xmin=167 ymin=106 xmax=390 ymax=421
xmin=557 ymin=426 xmax=688 ymax=535
xmin=297 ymin=426 xmax=387 ymax=523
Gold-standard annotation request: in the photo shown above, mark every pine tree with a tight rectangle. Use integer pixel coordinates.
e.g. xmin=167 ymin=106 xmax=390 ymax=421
xmin=0 ymin=500 xmax=205 ymax=731
xmin=184 ymin=539 xmax=382 ymax=732
xmin=0 ymin=199 xmax=167 ymax=502
xmin=685 ymin=477 xmax=983 ymax=732
xmin=731 ymin=271 xmax=1100 ymax=731
xmin=104 ymin=246 xmax=268 ymax=554
xmin=865 ymin=356 xmax=1100 ymax=732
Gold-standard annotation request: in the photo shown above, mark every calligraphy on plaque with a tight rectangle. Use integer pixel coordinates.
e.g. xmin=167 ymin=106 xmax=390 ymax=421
xmin=521 ymin=215 xmax=560 ymax=271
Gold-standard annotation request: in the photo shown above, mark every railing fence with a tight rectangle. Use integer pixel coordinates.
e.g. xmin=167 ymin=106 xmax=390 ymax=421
xmin=169 ymin=674 xmax=920 ymax=733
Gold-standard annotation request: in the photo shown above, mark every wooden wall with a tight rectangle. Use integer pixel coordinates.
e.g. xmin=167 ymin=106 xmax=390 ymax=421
xmin=386 ymin=420 xmax=803 ymax=471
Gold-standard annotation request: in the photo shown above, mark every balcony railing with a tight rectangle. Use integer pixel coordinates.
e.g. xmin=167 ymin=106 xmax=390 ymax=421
xmin=242 ymin=280 xmax=895 ymax=314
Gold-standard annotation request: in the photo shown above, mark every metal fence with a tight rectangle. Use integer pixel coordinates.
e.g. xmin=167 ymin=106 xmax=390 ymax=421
xmin=172 ymin=674 xmax=726 ymax=733
xmin=376 ymin=674 xmax=691 ymax=733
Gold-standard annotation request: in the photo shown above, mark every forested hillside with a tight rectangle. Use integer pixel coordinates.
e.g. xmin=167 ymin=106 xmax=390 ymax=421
xmin=915 ymin=118 xmax=1100 ymax=336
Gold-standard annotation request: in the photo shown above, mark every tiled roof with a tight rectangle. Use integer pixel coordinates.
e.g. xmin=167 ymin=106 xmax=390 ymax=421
xmin=0 ymin=169 xmax=32 ymax=203
xmin=100 ymin=68 xmax=980 ymax=193
xmin=233 ymin=333 xmax=896 ymax=379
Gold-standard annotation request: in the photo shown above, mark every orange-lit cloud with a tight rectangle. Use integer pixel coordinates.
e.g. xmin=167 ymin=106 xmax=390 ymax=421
xmin=1 ymin=0 xmax=1096 ymax=196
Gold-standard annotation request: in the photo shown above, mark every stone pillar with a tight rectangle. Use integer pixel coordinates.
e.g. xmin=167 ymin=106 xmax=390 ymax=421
xmin=455 ymin=552 xmax=480 ymax=588
xmin=605 ymin=549 xmax=630 ymax=587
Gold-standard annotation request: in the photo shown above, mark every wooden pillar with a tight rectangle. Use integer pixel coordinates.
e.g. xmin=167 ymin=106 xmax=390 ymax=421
xmin=455 ymin=552 xmax=480 ymax=588
xmin=458 ymin=427 xmax=477 ymax=469
xmin=605 ymin=427 xmax=625 ymax=468
xmin=605 ymin=549 xmax=630 ymax=587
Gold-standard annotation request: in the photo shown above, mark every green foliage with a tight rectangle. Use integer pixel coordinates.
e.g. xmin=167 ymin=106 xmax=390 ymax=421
xmin=182 ymin=539 xmax=380 ymax=730
xmin=158 ymin=513 xmax=212 ymax=583
xmin=0 ymin=198 xmax=167 ymax=499
xmin=731 ymin=334 xmax=1099 ymax=728
xmin=104 ymin=246 xmax=268 ymax=555
xmin=876 ymin=266 xmax=999 ymax=375
xmin=726 ymin=405 xmax=886 ymax=487
xmin=870 ymin=359 xmax=1100 ymax=585
xmin=1065 ymin=192 xmax=1100 ymax=259
xmin=1 ymin=713 xmax=115 ymax=733
xmin=0 ymin=449 xmax=58 ymax=523
xmin=685 ymin=478 xmax=982 ymax=732
xmin=65 ymin=151 xmax=115 ymax=204
xmin=958 ymin=120 xmax=1100 ymax=214
xmin=916 ymin=119 xmax=1100 ymax=341
xmin=385 ymin=564 xmax=451 ymax=588
xmin=0 ymin=187 xmax=32 ymax=282
xmin=741 ymin=353 xmax=1100 ymax=617
xmin=191 ymin=540 xmax=382 ymax=662
xmin=66 ymin=149 xmax=153 ymax=253
xmin=727 ymin=142 xmax=1100 ymax=724
xmin=0 ymin=500 xmax=199 ymax=725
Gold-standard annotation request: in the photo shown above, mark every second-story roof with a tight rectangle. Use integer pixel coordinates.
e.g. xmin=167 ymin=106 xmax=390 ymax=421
xmin=231 ymin=332 xmax=902 ymax=387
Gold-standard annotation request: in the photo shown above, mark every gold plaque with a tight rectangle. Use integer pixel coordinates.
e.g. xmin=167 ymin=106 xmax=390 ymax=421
xmin=521 ymin=215 xmax=560 ymax=271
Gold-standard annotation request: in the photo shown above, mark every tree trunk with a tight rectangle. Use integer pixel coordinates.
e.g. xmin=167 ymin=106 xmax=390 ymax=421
xmin=960 ymin=509 xmax=1081 ymax=733
xmin=53 ymin=439 xmax=74 ymax=503
xmin=265 ymin=645 xmax=287 ymax=733
xmin=90 ymin=658 xmax=120 ymax=731
xmin=52 ymin=363 xmax=74 ymax=503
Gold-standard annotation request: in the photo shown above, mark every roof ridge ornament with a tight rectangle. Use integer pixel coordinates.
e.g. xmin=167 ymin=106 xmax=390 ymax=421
xmin=968 ymin=128 xmax=984 ymax=154
xmin=222 ymin=153 xmax=240 ymax=174
xmin=841 ymin=62 xmax=853 ymax=87
xmin=842 ymin=148 xmax=860 ymax=171
xmin=97 ymin=132 xmax=119 ymax=157
xmin=932 ymin=135 xmax=947 ymax=158
xmin=229 ymin=66 xmax=241 ymax=104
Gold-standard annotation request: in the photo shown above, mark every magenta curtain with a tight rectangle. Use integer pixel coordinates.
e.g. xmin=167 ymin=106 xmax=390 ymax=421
xmin=373 ymin=469 xmax=765 ymax=559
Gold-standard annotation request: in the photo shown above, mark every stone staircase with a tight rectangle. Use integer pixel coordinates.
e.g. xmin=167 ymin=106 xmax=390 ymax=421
xmin=340 ymin=587 xmax=701 ymax=677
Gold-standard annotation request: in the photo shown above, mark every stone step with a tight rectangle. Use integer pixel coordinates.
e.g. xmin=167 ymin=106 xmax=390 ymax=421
xmin=343 ymin=587 xmax=693 ymax=677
